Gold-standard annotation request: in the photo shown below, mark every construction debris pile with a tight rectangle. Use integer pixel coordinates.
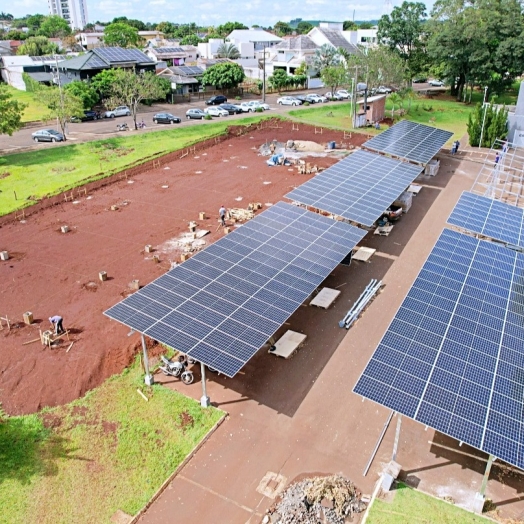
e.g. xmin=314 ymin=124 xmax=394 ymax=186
xmin=266 ymin=475 xmax=366 ymax=524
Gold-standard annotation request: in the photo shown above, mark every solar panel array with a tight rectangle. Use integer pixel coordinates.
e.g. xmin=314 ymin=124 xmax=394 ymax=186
xmin=285 ymin=150 xmax=422 ymax=227
xmin=173 ymin=66 xmax=204 ymax=76
xmin=354 ymin=228 xmax=524 ymax=468
xmin=363 ymin=120 xmax=453 ymax=165
xmin=94 ymin=47 xmax=154 ymax=64
xmin=154 ymin=47 xmax=184 ymax=54
xmin=448 ymin=191 xmax=524 ymax=248
xmin=106 ymin=202 xmax=366 ymax=377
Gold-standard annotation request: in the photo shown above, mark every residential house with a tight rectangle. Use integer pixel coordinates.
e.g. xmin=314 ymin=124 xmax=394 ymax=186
xmin=268 ymin=35 xmax=317 ymax=76
xmin=157 ymin=65 xmax=205 ymax=95
xmin=197 ymin=58 xmax=232 ymax=70
xmin=76 ymin=32 xmax=104 ymax=49
xmin=227 ymin=28 xmax=282 ymax=55
xmin=308 ymin=22 xmax=360 ymax=56
xmin=198 ymin=39 xmax=224 ymax=60
xmin=344 ymin=28 xmax=378 ymax=49
xmin=0 ymin=54 xmax=64 ymax=90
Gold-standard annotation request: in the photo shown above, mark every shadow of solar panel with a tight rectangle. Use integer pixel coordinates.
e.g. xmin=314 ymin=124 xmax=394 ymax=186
xmin=362 ymin=120 xmax=453 ymax=164
xmin=448 ymin=191 xmax=524 ymax=247
xmin=353 ymin=228 xmax=524 ymax=469
xmin=105 ymin=202 xmax=365 ymax=377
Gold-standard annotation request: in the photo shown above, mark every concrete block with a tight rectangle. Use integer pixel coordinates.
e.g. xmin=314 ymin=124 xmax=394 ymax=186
xmin=224 ymin=227 xmax=231 ymax=234
xmin=61 ymin=225 xmax=69 ymax=233
xmin=153 ymin=255 xmax=160 ymax=263
xmin=130 ymin=279 xmax=140 ymax=291
xmin=472 ymin=492 xmax=485 ymax=514
xmin=199 ymin=212 xmax=206 ymax=220
xmin=23 ymin=311 xmax=33 ymax=325
xmin=0 ymin=251 xmax=8 ymax=261
xmin=99 ymin=271 xmax=107 ymax=281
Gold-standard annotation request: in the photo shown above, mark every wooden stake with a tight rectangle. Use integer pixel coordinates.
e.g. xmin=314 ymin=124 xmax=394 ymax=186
xmin=137 ymin=389 xmax=149 ymax=402
xmin=22 ymin=337 xmax=42 ymax=345
xmin=66 ymin=342 xmax=74 ymax=353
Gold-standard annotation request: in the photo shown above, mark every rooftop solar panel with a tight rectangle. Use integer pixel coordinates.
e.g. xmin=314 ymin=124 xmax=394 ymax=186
xmin=285 ymin=150 xmax=422 ymax=227
xmin=94 ymin=47 xmax=153 ymax=64
xmin=448 ymin=191 xmax=524 ymax=248
xmin=354 ymin=228 xmax=524 ymax=469
xmin=154 ymin=47 xmax=184 ymax=53
xmin=106 ymin=202 xmax=366 ymax=377
xmin=363 ymin=120 xmax=453 ymax=165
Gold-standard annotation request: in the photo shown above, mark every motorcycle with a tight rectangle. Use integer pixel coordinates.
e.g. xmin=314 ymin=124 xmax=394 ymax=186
xmin=137 ymin=120 xmax=146 ymax=129
xmin=159 ymin=355 xmax=194 ymax=385
xmin=116 ymin=122 xmax=129 ymax=131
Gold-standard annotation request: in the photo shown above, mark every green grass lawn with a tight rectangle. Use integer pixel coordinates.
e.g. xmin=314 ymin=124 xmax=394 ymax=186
xmin=366 ymin=483 xmax=490 ymax=524
xmin=0 ymin=360 xmax=224 ymax=524
xmin=4 ymin=85 xmax=50 ymax=123
xmin=289 ymin=103 xmax=357 ymax=130
xmin=0 ymin=115 xmax=268 ymax=217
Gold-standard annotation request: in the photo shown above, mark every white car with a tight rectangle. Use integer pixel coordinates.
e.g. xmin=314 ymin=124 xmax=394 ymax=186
xmin=325 ymin=92 xmax=343 ymax=100
xmin=306 ymin=94 xmax=327 ymax=103
xmin=336 ymin=90 xmax=351 ymax=99
xmin=428 ymin=79 xmax=444 ymax=87
xmin=277 ymin=96 xmax=302 ymax=106
xmin=205 ymin=106 xmax=229 ymax=117
xmin=104 ymin=106 xmax=131 ymax=118
xmin=376 ymin=86 xmax=393 ymax=94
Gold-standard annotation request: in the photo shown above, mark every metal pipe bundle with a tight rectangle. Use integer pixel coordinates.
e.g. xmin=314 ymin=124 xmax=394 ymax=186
xmin=339 ymin=279 xmax=382 ymax=329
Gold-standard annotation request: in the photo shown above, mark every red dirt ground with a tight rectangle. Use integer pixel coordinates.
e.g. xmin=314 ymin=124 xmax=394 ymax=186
xmin=0 ymin=121 xmax=366 ymax=415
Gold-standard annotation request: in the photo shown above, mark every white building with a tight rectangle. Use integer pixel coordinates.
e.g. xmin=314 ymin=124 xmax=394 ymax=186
xmin=308 ymin=22 xmax=361 ymax=56
xmin=227 ymin=28 xmax=282 ymax=56
xmin=198 ymin=39 xmax=224 ymax=59
xmin=344 ymin=28 xmax=378 ymax=49
xmin=48 ymin=0 xmax=88 ymax=30
xmin=76 ymin=32 xmax=103 ymax=49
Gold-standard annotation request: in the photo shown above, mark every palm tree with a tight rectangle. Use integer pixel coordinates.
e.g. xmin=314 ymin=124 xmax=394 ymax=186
xmin=216 ymin=43 xmax=240 ymax=59
xmin=389 ymin=92 xmax=402 ymax=119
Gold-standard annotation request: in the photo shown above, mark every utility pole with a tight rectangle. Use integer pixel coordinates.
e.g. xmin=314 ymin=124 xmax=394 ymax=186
xmin=54 ymin=55 xmax=67 ymax=136
xmin=262 ymin=44 xmax=266 ymax=103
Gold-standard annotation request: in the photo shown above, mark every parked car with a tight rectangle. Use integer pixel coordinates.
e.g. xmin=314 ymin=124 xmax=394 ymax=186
xmin=376 ymin=86 xmax=392 ymax=94
xmin=412 ymin=78 xmax=427 ymax=83
xmin=153 ymin=112 xmax=181 ymax=124
xmin=32 ymin=129 xmax=65 ymax=143
xmin=205 ymin=106 xmax=229 ymax=117
xmin=247 ymin=100 xmax=270 ymax=111
xmin=306 ymin=94 xmax=327 ymax=103
xmin=336 ymin=90 xmax=351 ymax=99
xmin=71 ymin=110 xmax=101 ymax=122
xmin=428 ymin=79 xmax=444 ymax=87
xmin=293 ymin=94 xmax=308 ymax=103
xmin=104 ymin=106 xmax=131 ymax=118
xmin=186 ymin=108 xmax=206 ymax=120
xmin=277 ymin=96 xmax=302 ymax=106
xmin=381 ymin=205 xmax=403 ymax=222
xmin=220 ymin=103 xmax=243 ymax=114
xmin=205 ymin=95 xmax=227 ymax=105
xmin=325 ymin=92 xmax=343 ymax=100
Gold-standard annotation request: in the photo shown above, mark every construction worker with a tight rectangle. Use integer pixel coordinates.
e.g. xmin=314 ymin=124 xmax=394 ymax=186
xmin=219 ymin=205 xmax=227 ymax=226
xmin=49 ymin=315 xmax=65 ymax=335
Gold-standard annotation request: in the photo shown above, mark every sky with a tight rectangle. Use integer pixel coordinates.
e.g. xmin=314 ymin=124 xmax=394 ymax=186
xmin=10 ymin=0 xmax=436 ymax=27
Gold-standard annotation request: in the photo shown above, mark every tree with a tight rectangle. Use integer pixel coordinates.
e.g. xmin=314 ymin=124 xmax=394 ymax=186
xmin=427 ymin=0 xmax=524 ymax=100
xmin=106 ymin=69 xmax=169 ymax=129
xmin=17 ymin=36 xmax=59 ymax=56
xmin=216 ymin=42 xmax=240 ymax=59
xmin=112 ymin=16 xmax=146 ymax=31
xmin=358 ymin=22 xmax=375 ymax=29
xmin=90 ymin=69 xmax=119 ymax=100
xmin=377 ymin=1 xmax=427 ymax=80
xmin=296 ymin=21 xmax=313 ymax=34
xmin=0 ymin=85 xmax=26 ymax=136
xmin=216 ymin=21 xmax=247 ymax=37
xmin=312 ymin=44 xmax=341 ymax=73
xmin=39 ymin=86 xmax=84 ymax=139
xmin=467 ymin=102 xmax=508 ymax=147
xmin=268 ymin=69 xmax=289 ymax=92
xmin=26 ymin=14 xmax=45 ymax=33
xmin=180 ymin=34 xmax=202 ymax=46
xmin=103 ymin=22 xmax=141 ymax=48
xmin=38 ymin=15 xmax=71 ymax=37
xmin=201 ymin=62 xmax=245 ymax=90
xmin=274 ymin=21 xmax=293 ymax=36
xmin=388 ymin=92 xmax=402 ymax=118
xmin=64 ymin=81 xmax=99 ymax=109
xmin=6 ymin=30 xmax=27 ymax=40
xmin=0 ymin=12 xmax=14 ymax=21
xmin=321 ymin=65 xmax=349 ymax=98
xmin=156 ymin=21 xmax=177 ymax=36
xmin=343 ymin=21 xmax=358 ymax=30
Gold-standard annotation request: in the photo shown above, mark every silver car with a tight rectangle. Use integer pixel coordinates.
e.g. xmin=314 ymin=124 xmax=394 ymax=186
xmin=32 ymin=129 xmax=65 ymax=142
xmin=104 ymin=106 xmax=131 ymax=118
xmin=277 ymin=96 xmax=302 ymax=106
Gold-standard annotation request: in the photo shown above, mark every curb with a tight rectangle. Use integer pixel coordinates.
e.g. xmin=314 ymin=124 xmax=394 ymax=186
xmin=129 ymin=411 xmax=229 ymax=524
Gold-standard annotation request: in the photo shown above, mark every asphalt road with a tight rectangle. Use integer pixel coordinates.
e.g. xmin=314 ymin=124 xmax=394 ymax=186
xmin=0 ymin=83 xmax=440 ymax=154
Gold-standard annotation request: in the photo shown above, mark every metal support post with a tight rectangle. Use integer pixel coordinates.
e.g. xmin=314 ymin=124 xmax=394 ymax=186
xmin=392 ymin=414 xmax=402 ymax=461
xmin=479 ymin=454 xmax=495 ymax=497
xmin=141 ymin=334 xmax=154 ymax=386
xmin=200 ymin=361 xmax=211 ymax=407
xmin=479 ymin=86 xmax=488 ymax=149
xmin=262 ymin=45 xmax=266 ymax=103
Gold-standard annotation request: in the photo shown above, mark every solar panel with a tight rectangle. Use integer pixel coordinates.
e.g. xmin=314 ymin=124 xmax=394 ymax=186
xmin=174 ymin=66 xmax=204 ymax=76
xmin=363 ymin=120 xmax=453 ymax=165
xmin=285 ymin=150 xmax=422 ymax=227
xmin=448 ymin=191 xmax=524 ymax=248
xmin=95 ymin=47 xmax=153 ymax=64
xmin=354 ymin=228 xmax=524 ymax=469
xmin=154 ymin=47 xmax=184 ymax=53
xmin=106 ymin=202 xmax=366 ymax=377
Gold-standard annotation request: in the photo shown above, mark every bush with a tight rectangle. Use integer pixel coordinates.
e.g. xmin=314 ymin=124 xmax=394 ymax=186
xmin=235 ymin=95 xmax=242 ymax=100
xmin=204 ymin=114 xmax=213 ymax=120
xmin=303 ymin=101 xmax=310 ymax=106
xmin=255 ymin=107 xmax=263 ymax=112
